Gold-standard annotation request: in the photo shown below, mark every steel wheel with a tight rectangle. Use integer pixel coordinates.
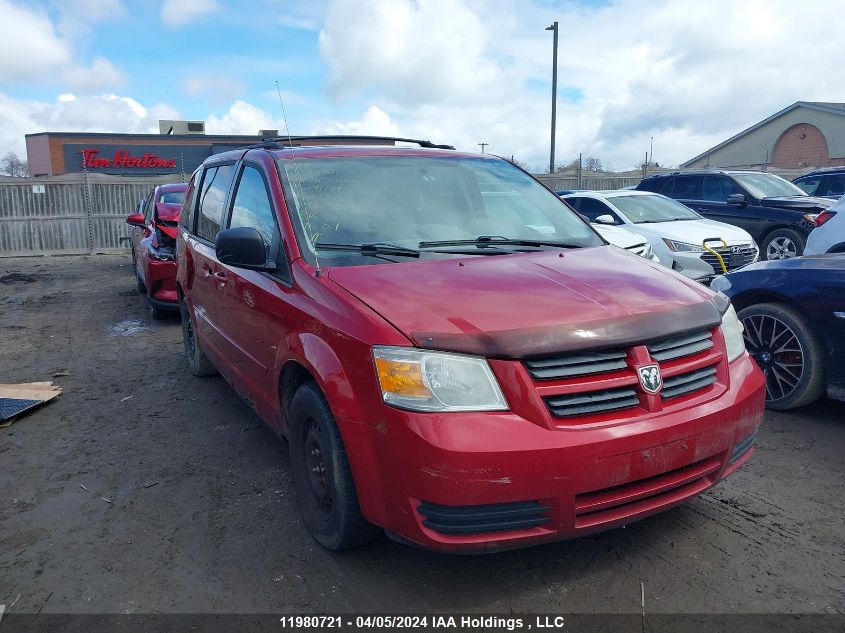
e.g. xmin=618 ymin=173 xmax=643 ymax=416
xmin=765 ymin=235 xmax=798 ymax=260
xmin=741 ymin=313 xmax=804 ymax=402
xmin=302 ymin=417 xmax=334 ymax=522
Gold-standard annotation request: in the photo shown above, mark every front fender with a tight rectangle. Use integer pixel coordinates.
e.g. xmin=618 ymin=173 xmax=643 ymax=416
xmin=275 ymin=332 xmax=370 ymax=426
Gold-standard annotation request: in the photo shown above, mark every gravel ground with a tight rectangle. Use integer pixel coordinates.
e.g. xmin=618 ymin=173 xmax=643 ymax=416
xmin=0 ymin=255 xmax=842 ymax=630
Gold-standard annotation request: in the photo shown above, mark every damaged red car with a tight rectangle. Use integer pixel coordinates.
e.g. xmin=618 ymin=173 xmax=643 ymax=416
xmin=126 ymin=182 xmax=187 ymax=318
xmin=176 ymin=138 xmax=765 ymax=553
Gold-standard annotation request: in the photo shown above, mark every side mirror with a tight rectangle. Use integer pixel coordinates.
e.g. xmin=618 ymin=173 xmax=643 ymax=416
xmin=215 ymin=227 xmax=272 ymax=270
xmin=727 ymin=193 xmax=746 ymax=206
xmin=126 ymin=213 xmax=145 ymax=227
xmin=595 ymin=214 xmax=616 ymax=225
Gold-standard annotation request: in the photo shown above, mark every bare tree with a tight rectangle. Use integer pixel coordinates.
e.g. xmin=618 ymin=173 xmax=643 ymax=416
xmin=583 ymin=156 xmax=603 ymax=172
xmin=1 ymin=152 xmax=28 ymax=177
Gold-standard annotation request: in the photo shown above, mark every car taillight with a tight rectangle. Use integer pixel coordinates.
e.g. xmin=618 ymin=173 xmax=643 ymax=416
xmin=815 ymin=210 xmax=837 ymax=227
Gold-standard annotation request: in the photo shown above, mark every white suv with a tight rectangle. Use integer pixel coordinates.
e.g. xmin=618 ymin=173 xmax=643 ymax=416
xmin=804 ymin=195 xmax=845 ymax=255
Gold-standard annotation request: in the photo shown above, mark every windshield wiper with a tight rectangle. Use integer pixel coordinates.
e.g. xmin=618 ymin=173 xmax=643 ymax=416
xmin=314 ymin=242 xmax=421 ymax=258
xmin=418 ymin=236 xmax=583 ymax=249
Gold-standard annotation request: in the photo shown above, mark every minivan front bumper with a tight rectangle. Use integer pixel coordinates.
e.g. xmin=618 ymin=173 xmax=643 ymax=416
xmin=345 ymin=353 xmax=764 ymax=553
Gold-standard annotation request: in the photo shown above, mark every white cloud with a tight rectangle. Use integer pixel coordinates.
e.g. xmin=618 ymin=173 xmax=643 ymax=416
xmin=63 ymin=57 xmax=125 ymax=91
xmin=0 ymin=92 xmax=180 ymax=156
xmin=0 ymin=0 xmax=71 ymax=80
xmin=319 ymin=0 xmax=497 ymax=105
xmin=316 ymin=0 xmax=845 ymax=170
xmin=204 ymin=100 xmax=279 ymax=135
xmin=161 ymin=0 xmax=219 ymax=27
xmin=315 ymin=105 xmax=399 ymax=137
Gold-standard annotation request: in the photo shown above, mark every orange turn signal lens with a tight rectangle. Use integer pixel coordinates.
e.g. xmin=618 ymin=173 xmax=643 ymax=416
xmin=374 ymin=356 xmax=432 ymax=398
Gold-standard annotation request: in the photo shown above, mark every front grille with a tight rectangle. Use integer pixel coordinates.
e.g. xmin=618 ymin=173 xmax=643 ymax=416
xmin=545 ymin=387 xmax=639 ymax=418
xmin=661 ymin=365 xmax=718 ymax=400
xmin=647 ymin=329 xmax=713 ymax=362
xmin=574 ymin=456 xmax=721 ymax=529
xmin=418 ymin=500 xmax=550 ymax=534
xmin=525 ymin=349 xmax=627 ymax=380
xmin=701 ymin=245 xmax=757 ymax=272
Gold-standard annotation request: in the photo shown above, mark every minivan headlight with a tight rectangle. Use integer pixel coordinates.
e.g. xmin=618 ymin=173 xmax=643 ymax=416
xmin=720 ymin=304 xmax=746 ymax=363
xmin=372 ymin=346 xmax=508 ymax=412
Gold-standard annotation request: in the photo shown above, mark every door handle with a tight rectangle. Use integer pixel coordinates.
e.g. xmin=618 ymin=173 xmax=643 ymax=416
xmin=202 ymin=264 xmax=213 ymax=278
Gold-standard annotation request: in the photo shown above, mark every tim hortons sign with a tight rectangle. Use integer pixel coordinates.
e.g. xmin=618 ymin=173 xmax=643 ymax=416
xmin=79 ymin=148 xmax=177 ymax=169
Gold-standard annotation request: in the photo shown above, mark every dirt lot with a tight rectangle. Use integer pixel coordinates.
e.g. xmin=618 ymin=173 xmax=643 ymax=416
xmin=0 ymin=255 xmax=843 ymax=627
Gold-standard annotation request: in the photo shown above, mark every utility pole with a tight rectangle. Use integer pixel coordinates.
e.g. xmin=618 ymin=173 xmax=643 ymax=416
xmin=546 ymin=21 xmax=558 ymax=174
xmin=649 ymin=137 xmax=653 ymax=166
xmin=478 ymin=142 xmax=489 ymax=154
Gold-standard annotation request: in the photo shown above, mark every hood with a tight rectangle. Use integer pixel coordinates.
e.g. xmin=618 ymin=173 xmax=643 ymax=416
xmin=592 ymin=223 xmax=646 ymax=249
xmin=328 ymin=246 xmax=724 ymax=358
xmin=760 ymin=196 xmax=833 ymax=211
xmin=154 ymin=202 xmax=181 ymax=239
xmin=633 ymin=218 xmax=753 ymax=246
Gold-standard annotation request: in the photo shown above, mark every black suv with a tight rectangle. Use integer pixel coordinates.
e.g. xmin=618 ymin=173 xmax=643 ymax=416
xmin=636 ymin=170 xmax=833 ymax=260
xmin=792 ymin=167 xmax=845 ymax=199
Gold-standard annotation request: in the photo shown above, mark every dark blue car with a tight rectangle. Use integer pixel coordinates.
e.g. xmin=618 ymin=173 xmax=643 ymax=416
xmin=711 ymin=255 xmax=845 ymax=409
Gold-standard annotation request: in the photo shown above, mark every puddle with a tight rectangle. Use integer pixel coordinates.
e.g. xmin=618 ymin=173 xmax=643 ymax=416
xmin=110 ymin=319 xmax=150 ymax=336
xmin=0 ymin=272 xmax=41 ymax=285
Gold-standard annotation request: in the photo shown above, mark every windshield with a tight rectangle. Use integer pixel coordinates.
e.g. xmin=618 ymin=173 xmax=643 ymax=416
xmin=159 ymin=191 xmax=185 ymax=204
xmin=609 ymin=194 xmax=700 ymax=223
xmin=279 ymin=156 xmax=600 ymax=265
xmin=732 ymin=173 xmax=806 ymax=199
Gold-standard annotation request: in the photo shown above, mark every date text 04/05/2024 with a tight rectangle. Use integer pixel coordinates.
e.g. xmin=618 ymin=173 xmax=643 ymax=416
xmin=278 ymin=615 xmax=569 ymax=630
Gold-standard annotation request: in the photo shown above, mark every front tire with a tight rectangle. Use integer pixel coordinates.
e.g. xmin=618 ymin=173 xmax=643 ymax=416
xmin=288 ymin=382 xmax=378 ymax=550
xmin=738 ymin=303 xmax=825 ymax=410
xmin=761 ymin=229 xmax=804 ymax=260
xmin=179 ymin=296 xmax=217 ymax=376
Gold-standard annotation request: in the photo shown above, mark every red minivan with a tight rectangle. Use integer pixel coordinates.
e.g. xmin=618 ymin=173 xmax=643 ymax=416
xmin=176 ymin=138 xmax=765 ymax=553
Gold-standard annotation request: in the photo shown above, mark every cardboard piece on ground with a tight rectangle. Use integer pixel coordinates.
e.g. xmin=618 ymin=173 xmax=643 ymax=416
xmin=0 ymin=382 xmax=63 ymax=426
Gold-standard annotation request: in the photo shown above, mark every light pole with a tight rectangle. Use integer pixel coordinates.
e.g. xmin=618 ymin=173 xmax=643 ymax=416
xmin=546 ymin=21 xmax=558 ymax=174
xmin=478 ymin=142 xmax=489 ymax=154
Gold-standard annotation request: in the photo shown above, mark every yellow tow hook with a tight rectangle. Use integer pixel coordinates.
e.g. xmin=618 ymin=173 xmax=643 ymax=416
xmin=702 ymin=238 xmax=729 ymax=274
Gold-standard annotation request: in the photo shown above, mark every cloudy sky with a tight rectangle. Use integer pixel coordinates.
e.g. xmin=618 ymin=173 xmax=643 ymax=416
xmin=1 ymin=0 xmax=843 ymax=171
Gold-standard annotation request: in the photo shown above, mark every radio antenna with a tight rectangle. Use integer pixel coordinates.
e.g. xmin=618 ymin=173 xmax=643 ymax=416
xmin=275 ymin=80 xmax=320 ymax=273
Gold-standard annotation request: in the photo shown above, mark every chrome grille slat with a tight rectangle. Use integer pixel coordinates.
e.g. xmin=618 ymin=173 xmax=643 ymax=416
xmin=661 ymin=367 xmax=717 ymax=399
xmin=647 ymin=330 xmax=713 ymax=362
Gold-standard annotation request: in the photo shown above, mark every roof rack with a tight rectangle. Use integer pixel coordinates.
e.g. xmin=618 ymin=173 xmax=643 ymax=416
xmin=242 ymin=135 xmax=456 ymax=151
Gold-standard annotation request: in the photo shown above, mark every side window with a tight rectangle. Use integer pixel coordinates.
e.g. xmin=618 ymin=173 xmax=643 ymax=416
xmin=228 ymin=165 xmax=280 ymax=259
xmin=793 ymin=175 xmax=822 ymax=195
xmin=579 ymin=198 xmax=620 ymax=224
xmin=565 ymin=197 xmax=581 ymax=211
xmin=701 ymin=176 xmax=742 ymax=202
xmin=180 ymin=171 xmax=199 ymax=231
xmin=637 ymin=177 xmax=669 ymax=194
xmin=668 ymin=175 xmax=701 ymax=200
xmin=142 ymin=190 xmax=155 ymax=223
xmin=827 ymin=174 xmax=845 ymax=197
xmin=197 ymin=164 xmax=236 ymax=242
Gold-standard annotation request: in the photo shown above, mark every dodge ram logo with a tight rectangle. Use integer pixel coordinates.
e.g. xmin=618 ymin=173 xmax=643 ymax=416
xmin=638 ymin=364 xmax=662 ymax=394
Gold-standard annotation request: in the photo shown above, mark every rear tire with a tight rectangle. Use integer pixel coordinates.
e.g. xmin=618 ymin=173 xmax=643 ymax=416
xmin=761 ymin=229 xmax=804 ymax=260
xmin=738 ymin=302 xmax=825 ymax=410
xmin=288 ymin=382 xmax=378 ymax=550
xmin=180 ymin=296 xmax=217 ymax=376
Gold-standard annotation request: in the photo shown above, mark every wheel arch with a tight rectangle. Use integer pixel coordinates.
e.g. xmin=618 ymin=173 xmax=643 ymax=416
xmin=276 ymin=338 xmax=390 ymax=526
xmin=827 ymin=241 xmax=845 ymax=253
